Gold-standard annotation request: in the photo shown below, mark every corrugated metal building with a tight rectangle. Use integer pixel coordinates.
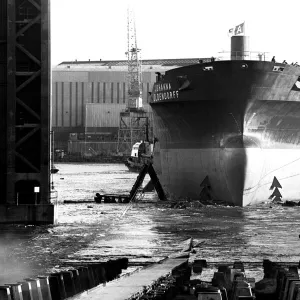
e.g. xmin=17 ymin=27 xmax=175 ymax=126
xmin=51 ymin=58 xmax=209 ymax=154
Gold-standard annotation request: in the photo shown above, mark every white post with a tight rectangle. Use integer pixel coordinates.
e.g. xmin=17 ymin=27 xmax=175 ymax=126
xmin=34 ymin=186 xmax=40 ymax=205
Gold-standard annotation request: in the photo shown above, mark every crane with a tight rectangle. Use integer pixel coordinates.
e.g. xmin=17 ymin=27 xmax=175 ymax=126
xmin=117 ymin=6 xmax=149 ymax=155
xmin=125 ymin=6 xmax=143 ymax=110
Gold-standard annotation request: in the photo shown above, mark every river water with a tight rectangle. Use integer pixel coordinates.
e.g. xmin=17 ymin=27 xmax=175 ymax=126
xmin=1 ymin=162 xmax=300 ymax=285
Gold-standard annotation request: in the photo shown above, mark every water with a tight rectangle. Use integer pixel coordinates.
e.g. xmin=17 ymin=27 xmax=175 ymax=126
xmin=1 ymin=162 xmax=300 ymax=284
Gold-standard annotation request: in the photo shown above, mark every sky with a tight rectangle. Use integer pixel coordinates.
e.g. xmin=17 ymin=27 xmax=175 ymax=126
xmin=51 ymin=0 xmax=300 ymax=66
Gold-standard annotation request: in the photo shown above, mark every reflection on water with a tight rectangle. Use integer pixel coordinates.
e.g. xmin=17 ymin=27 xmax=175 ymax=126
xmin=0 ymin=163 xmax=300 ymax=285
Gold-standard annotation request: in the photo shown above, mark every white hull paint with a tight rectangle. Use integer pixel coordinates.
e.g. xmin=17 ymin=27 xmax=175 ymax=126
xmin=154 ymin=148 xmax=300 ymax=206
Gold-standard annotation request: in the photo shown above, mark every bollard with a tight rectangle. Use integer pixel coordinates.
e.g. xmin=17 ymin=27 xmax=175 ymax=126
xmin=263 ymin=259 xmax=273 ymax=268
xmin=192 ymin=263 xmax=203 ymax=274
xmin=217 ymin=265 xmax=231 ymax=290
xmin=4 ymin=284 xmax=23 ymax=300
xmin=115 ymin=259 xmax=122 ymax=276
xmin=283 ymin=278 xmax=300 ymax=300
xmin=118 ymin=257 xmax=129 ymax=269
xmin=281 ymin=275 xmax=299 ymax=300
xmin=48 ymin=275 xmax=62 ymax=300
xmin=288 ymin=266 xmax=299 ymax=278
xmin=59 ymin=271 xmax=76 ymax=298
xmin=196 ymin=286 xmax=222 ymax=300
xmin=234 ymin=272 xmax=246 ymax=281
xmin=218 ymin=265 xmax=230 ymax=274
xmin=262 ymin=259 xmax=279 ymax=279
xmin=49 ymin=273 xmax=67 ymax=300
xmin=293 ymin=286 xmax=300 ymax=300
xmin=105 ymin=260 xmax=117 ymax=282
xmin=111 ymin=259 xmax=122 ymax=277
xmin=0 ymin=286 xmax=12 ymax=300
xmin=219 ymin=287 xmax=228 ymax=300
xmin=256 ymin=277 xmax=279 ymax=300
xmin=287 ymin=281 xmax=300 ymax=300
xmin=233 ymin=260 xmax=245 ymax=272
xmin=212 ymin=272 xmax=227 ymax=289
xmin=231 ymin=280 xmax=252 ymax=300
xmin=193 ymin=259 xmax=207 ymax=269
xmin=175 ymin=266 xmax=191 ymax=284
xmin=90 ymin=264 xmax=101 ymax=286
xmin=77 ymin=267 xmax=90 ymax=291
xmin=173 ymin=272 xmax=185 ymax=288
xmin=278 ymin=273 xmax=290 ymax=300
xmin=91 ymin=263 xmax=107 ymax=285
xmin=276 ymin=269 xmax=287 ymax=299
xmin=37 ymin=276 xmax=52 ymax=300
xmin=172 ymin=260 xmax=189 ymax=275
xmin=68 ymin=269 xmax=82 ymax=294
xmin=17 ymin=282 xmax=33 ymax=300
xmin=23 ymin=279 xmax=42 ymax=300
xmin=97 ymin=263 xmax=107 ymax=284
xmin=230 ymin=268 xmax=245 ymax=282
xmin=86 ymin=265 xmax=96 ymax=288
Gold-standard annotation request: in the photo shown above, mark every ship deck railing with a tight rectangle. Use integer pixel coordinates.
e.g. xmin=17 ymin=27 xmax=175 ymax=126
xmin=217 ymin=51 xmax=272 ymax=61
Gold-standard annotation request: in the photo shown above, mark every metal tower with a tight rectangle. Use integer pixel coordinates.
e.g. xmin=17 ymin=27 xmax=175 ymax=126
xmin=117 ymin=6 xmax=149 ymax=155
xmin=125 ymin=6 xmax=142 ymax=109
xmin=0 ymin=0 xmax=55 ymax=224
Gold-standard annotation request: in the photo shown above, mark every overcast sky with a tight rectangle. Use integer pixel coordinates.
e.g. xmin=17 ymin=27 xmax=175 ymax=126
xmin=51 ymin=0 xmax=300 ymax=66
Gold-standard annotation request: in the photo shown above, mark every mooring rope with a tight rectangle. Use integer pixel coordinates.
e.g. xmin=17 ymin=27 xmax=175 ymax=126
xmin=117 ymin=188 xmax=145 ymax=219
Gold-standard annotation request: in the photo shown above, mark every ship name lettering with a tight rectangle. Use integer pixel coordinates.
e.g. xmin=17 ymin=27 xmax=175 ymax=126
xmin=154 ymin=83 xmax=172 ymax=92
xmin=153 ymin=90 xmax=179 ymax=102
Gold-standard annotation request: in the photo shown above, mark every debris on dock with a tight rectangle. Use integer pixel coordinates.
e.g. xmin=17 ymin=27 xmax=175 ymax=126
xmin=94 ymin=193 xmax=130 ymax=203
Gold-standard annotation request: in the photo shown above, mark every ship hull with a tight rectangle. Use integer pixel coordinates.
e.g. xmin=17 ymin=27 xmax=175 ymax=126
xmin=150 ymin=61 xmax=300 ymax=206
xmin=154 ymin=147 xmax=300 ymax=206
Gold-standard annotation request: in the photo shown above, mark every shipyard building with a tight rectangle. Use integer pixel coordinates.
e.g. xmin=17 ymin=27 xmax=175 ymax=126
xmin=52 ymin=58 xmax=207 ymax=156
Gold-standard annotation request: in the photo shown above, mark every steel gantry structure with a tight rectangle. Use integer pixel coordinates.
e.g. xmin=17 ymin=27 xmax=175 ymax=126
xmin=117 ymin=6 xmax=150 ymax=155
xmin=0 ymin=0 xmax=55 ymax=223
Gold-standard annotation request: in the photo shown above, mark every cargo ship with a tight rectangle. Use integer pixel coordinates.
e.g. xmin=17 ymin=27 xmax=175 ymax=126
xmin=150 ymin=35 xmax=300 ymax=206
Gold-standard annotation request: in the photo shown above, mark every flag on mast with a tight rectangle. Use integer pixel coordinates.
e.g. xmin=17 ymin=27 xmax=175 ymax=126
xmin=228 ymin=22 xmax=245 ymax=36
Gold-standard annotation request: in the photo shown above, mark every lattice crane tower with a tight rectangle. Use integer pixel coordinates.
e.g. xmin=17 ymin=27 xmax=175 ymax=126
xmin=117 ymin=6 xmax=149 ymax=155
xmin=126 ymin=6 xmax=142 ymax=109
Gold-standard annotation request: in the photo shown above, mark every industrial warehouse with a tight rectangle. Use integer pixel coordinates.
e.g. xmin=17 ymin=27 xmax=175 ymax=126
xmin=51 ymin=58 xmax=208 ymax=157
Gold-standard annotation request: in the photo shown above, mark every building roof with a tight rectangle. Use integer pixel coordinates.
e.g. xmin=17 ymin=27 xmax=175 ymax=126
xmin=57 ymin=58 xmax=209 ymax=68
